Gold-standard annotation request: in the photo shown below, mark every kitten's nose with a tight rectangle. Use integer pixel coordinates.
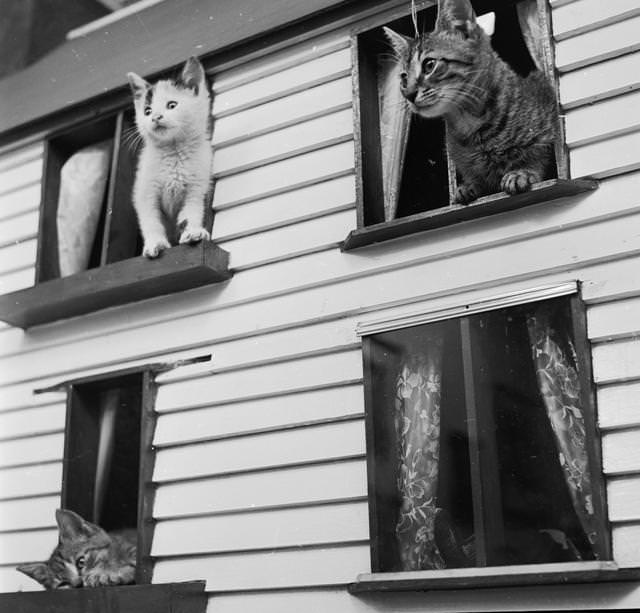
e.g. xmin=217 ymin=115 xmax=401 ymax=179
xmin=404 ymin=89 xmax=417 ymax=103
xmin=152 ymin=113 xmax=163 ymax=122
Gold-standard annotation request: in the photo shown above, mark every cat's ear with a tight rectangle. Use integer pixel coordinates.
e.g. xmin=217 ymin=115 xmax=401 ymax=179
xmin=17 ymin=562 xmax=52 ymax=587
xmin=179 ymin=56 xmax=206 ymax=94
xmin=56 ymin=509 xmax=106 ymax=542
xmin=435 ymin=0 xmax=479 ymax=38
xmin=127 ymin=72 xmax=150 ymax=99
xmin=383 ymin=27 xmax=412 ymax=57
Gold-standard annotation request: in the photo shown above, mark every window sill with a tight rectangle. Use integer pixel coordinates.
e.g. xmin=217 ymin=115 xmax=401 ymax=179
xmin=0 ymin=581 xmax=207 ymax=613
xmin=342 ymin=179 xmax=598 ymax=251
xmin=348 ymin=561 xmax=640 ymax=593
xmin=0 ymin=241 xmax=231 ymax=328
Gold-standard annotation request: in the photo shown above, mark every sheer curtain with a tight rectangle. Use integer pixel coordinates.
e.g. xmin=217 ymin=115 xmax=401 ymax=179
xmin=394 ymin=336 xmax=445 ymax=570
xmin=527 ymin=305 xmax=598 ymax=549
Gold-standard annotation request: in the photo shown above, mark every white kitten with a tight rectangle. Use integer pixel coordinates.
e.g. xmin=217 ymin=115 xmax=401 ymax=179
xmin=127 ymin=57 xmax=212 ymax=258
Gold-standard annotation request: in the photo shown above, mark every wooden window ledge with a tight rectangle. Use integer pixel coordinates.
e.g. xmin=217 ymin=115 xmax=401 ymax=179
xmin=0 ymin=242 xmax=231 ymax=328
xmin=348 ymin=561 xmax=640 ymax=593
xmin=342 ymin=179 xmax=598 ymax=251
xmin=0 ymin=581 xmax=207 ymax=613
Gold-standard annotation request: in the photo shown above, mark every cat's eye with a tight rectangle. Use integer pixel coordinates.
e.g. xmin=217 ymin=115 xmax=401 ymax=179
xmin=143 ymin=106 xmax=152 ymax=116
xmin=76 ymin=555 xmax=86 ymax=569
xmin=400 ymin=72 xmax=408 ymax=88
xmin=166 ymin=100 xmax=178 ymax=109
xmin=422 ymin=58 xmax=437 ymax=74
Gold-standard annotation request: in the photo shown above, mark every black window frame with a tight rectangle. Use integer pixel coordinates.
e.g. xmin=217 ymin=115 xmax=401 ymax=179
xmin=343 ymin=0 xmax=598 ymax=251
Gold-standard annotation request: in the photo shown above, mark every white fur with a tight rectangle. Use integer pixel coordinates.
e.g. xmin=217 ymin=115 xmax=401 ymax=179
xmin=128 ymin=59 xmax=212 ymax=258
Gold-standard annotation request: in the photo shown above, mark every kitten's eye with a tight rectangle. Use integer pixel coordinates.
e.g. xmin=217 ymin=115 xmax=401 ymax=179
xmin=400 ymin=72 xmax=408 ymax=88
xmin=57 ymin=581 xmax=71 ymax=589
xmin=76 ymin=556 xmax=86 ymax=570
xmin=166 ymin=101 xmax=178 ymax=110
xmin=422 ymin=59 xmax=437 ymax=74
xmin=144 ymin=106 xmax=152 ymax=116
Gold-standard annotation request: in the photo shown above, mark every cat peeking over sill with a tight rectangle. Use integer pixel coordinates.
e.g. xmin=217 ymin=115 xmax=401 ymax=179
xmin=16 ymin=509 xmax=136 ymax=589
xmin=127 ymin=56 xmax=213 ymax=258
xmin=384 ymin=0 xmax=558 ymax=204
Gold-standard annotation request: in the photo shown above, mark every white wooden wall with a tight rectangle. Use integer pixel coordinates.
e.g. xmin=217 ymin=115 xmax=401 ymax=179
xmin=0 ymin=0 xmax=639 ymax=610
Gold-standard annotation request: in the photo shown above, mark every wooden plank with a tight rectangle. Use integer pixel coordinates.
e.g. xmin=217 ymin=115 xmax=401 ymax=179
xmin=213 ymin=108 xmax=353 ymax=176
xmin=0 ymin=404 xmax=65 ymax=441
xmin=0 ymin=433 xmax=64 ymax=468
xmin=608 ymin=476 xmax=640 ymax=522
xmin=0 ymin=495 xmax=59 ymax=531
xmin=152 ymin=544 xmax=370 ymax=591
xmin=154 ymin=459 xmax=367 ymax=518
xmin=0 ymin=242 xmax=231 ymax=329
xmin=0 ymin=528 xmax=58 ymax=564
xmin=0 ymin=184 xmax=40 ymax=223
xmin=220 ymin=209 xmax=356 ymax=270
xmin=570 ymin=131 xmax=640 ymax=179
xmin=560 ymin=51 xmax=640 ymax=108
xmin=587 ymin=296 xmax=640 ymax=342
xmin=154 ymin=385 xmax=364 ymax=446
xmin=155 ymin=350 xmax=362 ymax=412
xmin=0 ymin=268 xmax=35 ymax=295
xmin=0 ymin=239 xmax=37 ymax=275
xmin=598 ymin=381 xmax=640 ymax=430
xmin=0 ymin=463 xmax=62 ymax=500
xmin=612 ymin=524 xmax=640 ymax=568
xmin=582 ymin=253 xmax=640 ymax=304
xmin=0 ymin=158 xmax=43 ymax=197
xmin=602 ymin=429 xmax=640 ymax=475
xmin=213 ymin=141 xmax=354 ymax=208
xmin=0 ymin=144 xmax=43 ymax=174
xmin=592 ymin=338 xmax=640 ymax=384
xmin=213 ymin=175 xmax=356 ymax=240
xmin=555 ymin=15 xmax=640 ymax=72
xmin=153 ymin=419 xmax=365 ymax=482
xmin=152 ymin=501 xmax=369 ymax=555
xmin=552 ymin=0 xmax=640 ymax=42
xmin=212 ymin=77 xmax=352 ymax=146
xmin=565 ymin=91 xmax=640 ymax=148
xmin=0 ymin=210 xmax=39 ymax=248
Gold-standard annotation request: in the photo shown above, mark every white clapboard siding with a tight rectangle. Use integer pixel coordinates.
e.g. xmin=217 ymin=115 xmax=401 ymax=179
xmin=0 ymin=209 xmax=39 ymax=248
xmin=555 ymin=14 xmax=640 ymax=72
xmin=0 ymin=184 xmax=41 ymax=222
xmin=612 ymin=524 xmax=640 ymax=567
xmin=559 ymin=51 xmax=640 ymax=109
xmin=0 ymin=238 xmax=37 ymax=276
xmin=570 ymin=130 xmax=640 ymax=178
xmin=564 ymin=91 xmax=640 ymax=148
xmin=219 ymin=208 xmax=356 ymax=270
xmin=598 ymin=381 xmax=640 ymax=430
xmin=0 ymin=528 xmax=58 ymax=565
xmin=152 ymin=544 xmax=370 ymax=591
xmin=0 ymin=495 xmax=59 ymax=531
xmin=213 ymin=174 xmax=356 ymax=240
xmin=602 ymin=429 xmax=640 ymax=475
xmin=587 ymin=296 xmax=640 ymax=342
xmin=0 ymin=432 xmax=65 ymax=469
xmin=213 ymin=48 xmax=351 ymax=116
xmin=152 ymin=501 xmax=369 ymax=556
xmin=608 ymin=476 xmax=640 ymax=522
xmin=154 ymin=384 xmax=364 ymax=446
xmin=552 ymin=0 xmax=640 ymax=41
xmin=592 ymin=338 xmax=640 ymax=385
xmin=0 ymin=157 xmax=43 ymax=197
xmin=213 ymin=140 xmax=354 ymax=207
xmin=153 ymin=459 xmax=367 ymax=518
xmin=0 ymin=463 xmax=62 ymax=500
xmin=213 ymin=77 xmax=352 ymax=146
xmin=153 ymin=419 xmax=365 ymax=482
xmin=155 ymin=350 xmax=362 ymax=412
xmin=0 ymin=267 xmax=35 ymax=294
xmin=213 ymin=108 xmax=353 ymax=176
xmin=0 ymin=143 xmax=43 ymax=173
xmin=0 ymin=403 xmax=66 ymax=440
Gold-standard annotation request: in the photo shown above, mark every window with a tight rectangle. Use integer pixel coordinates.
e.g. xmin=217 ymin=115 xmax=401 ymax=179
xmin=352 ymin=287 xmax=618 ymax=591
xmin=344 ymin=0 xmax=597 ymax=249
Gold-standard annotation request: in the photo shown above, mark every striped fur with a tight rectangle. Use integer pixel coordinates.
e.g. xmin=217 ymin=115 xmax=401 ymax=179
xmin=384 ymin=0 xmax=558 ymax=204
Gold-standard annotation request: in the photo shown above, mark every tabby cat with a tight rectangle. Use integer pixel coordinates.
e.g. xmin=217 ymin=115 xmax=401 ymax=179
xmin=16 ymin=509 xmax=136 ymax=589
xmin=384 ymin=0 xmax=558 ymax=204
xmin=127 ymin=56 xmax=212 ymax=258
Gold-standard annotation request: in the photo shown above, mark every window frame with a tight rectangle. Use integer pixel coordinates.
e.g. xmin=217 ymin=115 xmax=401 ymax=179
xmin=343 ymin=0 xmax=598 ymax=251
xmin=351 ymin=283 xmax=627 ymax=592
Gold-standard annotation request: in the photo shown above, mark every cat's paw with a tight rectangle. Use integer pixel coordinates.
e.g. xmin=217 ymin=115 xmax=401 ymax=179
xmin=179 ymin=227 xmax=210 ymax=245
xmin=142 ymin=237 xmax=171 ymax=258
xmin=453 ymin=183 xmax=479 ymax=205
xmin=500 ymin=170 xmax=540 ymax=195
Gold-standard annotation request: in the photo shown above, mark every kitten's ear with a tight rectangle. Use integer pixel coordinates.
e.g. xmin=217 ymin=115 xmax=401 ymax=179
xmin=383 ymin=27 xmax=412 ymax=57
xmin=127 ymin=72 xmax=150 ymax=99
xmin=180 ymin=56 xmax=206 ymax=93
xmin=17 ymin=562 xmax=52 ymax=587
xmin=436 ymin=0 xmax=479 ymax=38
xmin=56 ymin=509 xmax=106 ymax=542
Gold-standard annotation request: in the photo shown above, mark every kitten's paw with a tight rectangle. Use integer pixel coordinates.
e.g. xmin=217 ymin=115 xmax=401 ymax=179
xmin=501 ymin=170 xmax=540 ymax=195
xmin=453 ymin=184 xmax=479 ymax=205
xmin=143 ymin=238 xmax=171 ymax=258
xmin=179 ymin=227 xmax=210 ymax=245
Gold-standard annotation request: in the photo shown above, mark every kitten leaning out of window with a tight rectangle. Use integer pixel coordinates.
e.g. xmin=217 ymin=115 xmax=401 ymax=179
xmin=127 ymin=56 xmax=213 ymax=258
xmin=16 ymin=509 xmax=136 ymax=589
xmin=384 ymin=0 xmax=558 ymax=204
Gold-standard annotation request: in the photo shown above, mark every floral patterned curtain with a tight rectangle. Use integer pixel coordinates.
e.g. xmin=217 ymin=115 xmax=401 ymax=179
xmin=394 ymin=336 xmax=445 ymax=570
xmin=527 ymin=306 xmax=598 ymax=550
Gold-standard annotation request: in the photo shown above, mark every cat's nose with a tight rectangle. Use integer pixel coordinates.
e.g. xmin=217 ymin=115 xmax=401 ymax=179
xmin=404 ymin=90 xmax=418 ymax=103
xmin=152 ymin=114 xmax=163 ymax=122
